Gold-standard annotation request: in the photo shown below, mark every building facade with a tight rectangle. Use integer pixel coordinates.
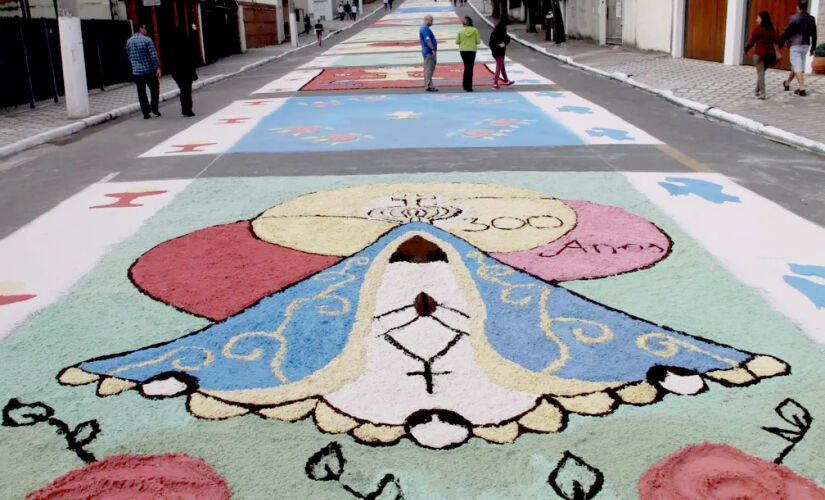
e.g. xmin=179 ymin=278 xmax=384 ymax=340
xmin=561 ymin=0 xmax=822 ymax=73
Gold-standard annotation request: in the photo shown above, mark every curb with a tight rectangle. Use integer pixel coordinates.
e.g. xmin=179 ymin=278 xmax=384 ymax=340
xmin=0 ymin=5 xmax=383 ymax=161
xmin=467 ymin=1 xmax=825 ymax=156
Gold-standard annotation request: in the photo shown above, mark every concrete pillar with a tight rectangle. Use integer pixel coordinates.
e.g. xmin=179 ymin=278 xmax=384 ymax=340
xmin=289 ymin=10 xmax=298 ymax=46
xmin=237 ymin=4 xmax=247 ymax=52
xmin=197 ymin=4 xmax=206 ymax=63
xmin=807 ymin=0 xmax=820 ymax=73
xmin=722 ymin=0 xmax=744 ymax=65
xmin=671 ymin=0 xmax=685 ymax=58
xmin=58 ymin=16 xmax=90 ymax=118
xmin=598 ymin=0 xmax=607 ymax=45
xmin=358 ymin=0 xmax=363 ymax=19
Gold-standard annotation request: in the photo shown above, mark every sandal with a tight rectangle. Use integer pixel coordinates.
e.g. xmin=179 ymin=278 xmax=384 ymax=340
xmin=783 ymin=81 xmax=790 ymax=91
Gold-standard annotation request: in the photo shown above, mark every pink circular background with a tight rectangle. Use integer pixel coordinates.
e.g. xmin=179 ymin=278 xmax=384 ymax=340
xmin=492 ymin=199 xmax=671 ymax=282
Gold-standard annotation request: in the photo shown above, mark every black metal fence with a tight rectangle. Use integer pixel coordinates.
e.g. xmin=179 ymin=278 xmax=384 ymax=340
xmin=0 ymin=17 xmax=132 ymax=109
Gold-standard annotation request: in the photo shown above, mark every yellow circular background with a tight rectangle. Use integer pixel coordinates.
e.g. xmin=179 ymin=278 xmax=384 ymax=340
xmin=252 ymin=183 xmax=576 ymax=256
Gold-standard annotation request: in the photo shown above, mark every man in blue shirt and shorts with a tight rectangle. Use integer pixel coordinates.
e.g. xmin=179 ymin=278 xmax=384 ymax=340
xmin=420 ymin=15 xmax=438 ymax=91
xmin=780 ymin=0 xmax=818 ymax=96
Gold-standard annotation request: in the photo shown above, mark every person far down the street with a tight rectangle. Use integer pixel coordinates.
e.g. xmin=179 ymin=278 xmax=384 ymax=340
xmin=489 ymin=18 xmax=515 ymax=89
xmin=456 ymin=16 xmax=480 ymax=92
xmin=420 ymin=15 xmax=439 ymax=92
xmin=315 ymin=21 xmax=324 ymax=46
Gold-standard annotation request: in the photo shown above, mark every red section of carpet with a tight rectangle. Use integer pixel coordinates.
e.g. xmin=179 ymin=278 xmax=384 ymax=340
xmin=130 ymin=221 xmax=340 ymax=320
xmin=26 ymin=454 xmax=231 ymax=500
xmin=0 ymin=294 xmax=36 ymax=306
xmin=638 ymin=443 xmax=825 ymax=499
xmin=301 ymin=63 xmax=495 ymax=91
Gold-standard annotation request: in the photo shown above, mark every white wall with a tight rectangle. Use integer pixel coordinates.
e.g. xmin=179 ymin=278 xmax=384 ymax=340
xmin=309 ymin=0 xmax=332 ymax=21
xmin=564 ymin=0 xmax=602 ymax=41
xmin=622 ymin=0 xmax=672 ymax=52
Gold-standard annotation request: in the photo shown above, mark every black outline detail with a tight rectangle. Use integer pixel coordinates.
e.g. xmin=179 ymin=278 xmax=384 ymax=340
xmin=646 ymin=366 xmax=708 ymax=396
xmin=547 ymin=451 xmax=604 ymax=500
xmin=761 ymin=398 xmax=813 ymax=464
xmin=403 ymin=409 xmax=473 ymax=450
xmin=2 ymin=398 xmax=100 ymax=463
xmin=306 ymin=441 xmax=404 ymax=499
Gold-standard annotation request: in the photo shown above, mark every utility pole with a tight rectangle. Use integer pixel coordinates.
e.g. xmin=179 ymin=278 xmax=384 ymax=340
xmin=57 ymin=0 xmax=91 ymax=118
xmin=288 ymin=0 xmax=298 ymax=47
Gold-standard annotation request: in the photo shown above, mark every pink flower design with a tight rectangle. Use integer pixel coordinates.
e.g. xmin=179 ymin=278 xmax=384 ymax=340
xmin=327 ymin=134 xmax=359 ymax=142
xmin=289 ymin=126 xmax=321 ymax=134
xmin=487 ymin=119 xmax=518 ymax=126
xmin=477 ymin=98 xmax=503 ymax=104
xmin=638 ymin=443 xmax=825 ymax=500
xmin=27 ymin=454 xmax=231 ymax=500
xmin=363 ymin=96 xmax=387 ymax=102
xmin=312 ymin=100 xmax=340 ymax=107
xmin=462 ymin=129 xmax=495 ymax=138
xmin=436 ymin=95 xmax=459 ymax=101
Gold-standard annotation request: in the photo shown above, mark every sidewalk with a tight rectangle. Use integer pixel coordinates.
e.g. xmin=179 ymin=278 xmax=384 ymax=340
xmin=469 ymin=0 xmax=825 ymax=148
xmin=0 ymin=4 xmax=381 ymax=156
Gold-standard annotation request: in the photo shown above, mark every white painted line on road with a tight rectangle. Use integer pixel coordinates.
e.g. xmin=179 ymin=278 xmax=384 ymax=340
xmin=0 ymin=179 xmax=192 ymax=340
xmin=626 ymin=172 xmax=825 ymax=344
xmin=98 ymin=172 xmax=120 ymax=183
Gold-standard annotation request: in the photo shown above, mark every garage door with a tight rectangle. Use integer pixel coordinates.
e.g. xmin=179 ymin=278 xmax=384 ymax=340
xmin=685 ymin=0 xmax=727 ymax=62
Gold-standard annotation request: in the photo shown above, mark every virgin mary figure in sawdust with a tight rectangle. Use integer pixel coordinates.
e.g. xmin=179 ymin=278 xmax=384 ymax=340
xmin=59 ymin=183 xmax=788 ymax=449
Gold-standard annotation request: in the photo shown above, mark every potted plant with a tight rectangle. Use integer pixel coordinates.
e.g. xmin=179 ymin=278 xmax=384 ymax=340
xmin=813 ymin=43 xmax=825 ymax=74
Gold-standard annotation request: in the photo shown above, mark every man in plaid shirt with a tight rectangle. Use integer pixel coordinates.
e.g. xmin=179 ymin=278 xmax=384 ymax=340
xmin=126 ymin=24 xmax=162 ymax=118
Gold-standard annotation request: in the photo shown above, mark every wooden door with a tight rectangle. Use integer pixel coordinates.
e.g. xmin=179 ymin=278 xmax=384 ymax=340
xmin=684 ymin=0 xmax=727 ymax=62
xmin=745 ymin=0 xmax=797 ymax=70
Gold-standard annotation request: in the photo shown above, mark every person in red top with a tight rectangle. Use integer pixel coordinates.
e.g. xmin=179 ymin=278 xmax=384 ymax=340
xmin=744 ymin=11 xmax=780 ymax=100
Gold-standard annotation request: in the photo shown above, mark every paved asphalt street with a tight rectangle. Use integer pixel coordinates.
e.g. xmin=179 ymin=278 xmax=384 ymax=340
xmin=0 ymin=1 xmax=824 ymax=239
xmin=2 ymin=1 xmax=825 ymax=499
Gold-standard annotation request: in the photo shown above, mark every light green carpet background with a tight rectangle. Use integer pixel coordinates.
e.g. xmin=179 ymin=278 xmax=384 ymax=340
xmin=1 ymin=172 xmax=823 ymax=499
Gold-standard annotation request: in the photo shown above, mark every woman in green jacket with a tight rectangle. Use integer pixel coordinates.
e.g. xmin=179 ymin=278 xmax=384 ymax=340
xmin=456 ymin=16 xmax=480 ymax=91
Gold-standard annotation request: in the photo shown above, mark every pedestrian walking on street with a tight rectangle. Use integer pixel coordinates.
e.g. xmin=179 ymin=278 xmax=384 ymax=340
xmin=167 ymin=29 xmax=198 ymax=116
xmin=456 ymin=16 xmax=480 ymax=91
xmin=744 ymin=11 xmax=779 ymax=100
xmin=126 ymin=24 xmax=161 ymax=119
xmin=351 ymin=3 xmax=358 ymax=21
xmin=303 ymin=14 xmax=312 ymax=35
xmin=489 ymin=18 xmax=514 ymax=89
xmin=388 ymin=0 xmax=393 ymax=10
xmin=344 ymin=2 xmax=351 ymax=20
xmin=338 ymin=3 xmax=345 ymax=20
xmin=779 ymin=0 xmax=817 ymax=96
xmin=383 ymin=0 xmax=389 ymax=11
xmin=420 ymin=15 xmax=438 ymax=91
xmin=315 ymin=20 xmax=324 ymax=45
